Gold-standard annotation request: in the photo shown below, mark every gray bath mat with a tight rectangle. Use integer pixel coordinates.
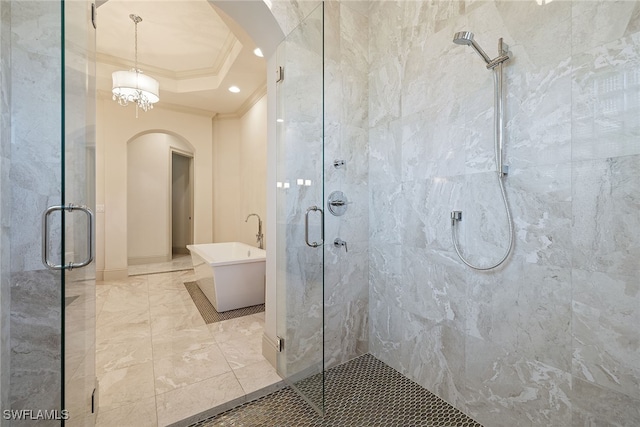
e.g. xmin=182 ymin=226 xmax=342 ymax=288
xmin=184 ymin=281 xmax=264 ymax=324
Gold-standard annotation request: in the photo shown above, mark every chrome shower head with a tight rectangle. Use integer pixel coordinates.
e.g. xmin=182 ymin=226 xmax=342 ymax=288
xmin=453 ymin=31 xmax=492 ymax=65
xmin=453 ymin=31 xmax=474 ymax=46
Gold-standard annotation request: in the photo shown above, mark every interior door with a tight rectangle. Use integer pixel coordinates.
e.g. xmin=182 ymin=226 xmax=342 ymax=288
xmin=62 ymin=1 xmax=97 ymax=423
xmin=275 ymin=3 xmax=325 ymax=415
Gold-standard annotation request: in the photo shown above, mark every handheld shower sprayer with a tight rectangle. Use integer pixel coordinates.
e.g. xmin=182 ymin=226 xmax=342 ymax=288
xmin=449 ymin=30 xmax=514 ymax=271
xmin=452 ymin=31 xmax=492 ymax=64
xmin=453 ymin=31 xmax=510 ymax=70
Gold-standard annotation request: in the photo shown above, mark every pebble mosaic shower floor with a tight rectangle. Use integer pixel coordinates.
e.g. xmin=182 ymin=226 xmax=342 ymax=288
xmin=190 ymin=354 xmax=482 ymax=427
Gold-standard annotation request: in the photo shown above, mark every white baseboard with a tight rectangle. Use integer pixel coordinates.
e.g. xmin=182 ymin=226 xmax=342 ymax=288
xmin=262 ymin=333 xmax=279 ymax=370
xmin=100 ymin=268 xmax=129 ymax=281
xmin=128 ymin=255 xmax=171 ymax=265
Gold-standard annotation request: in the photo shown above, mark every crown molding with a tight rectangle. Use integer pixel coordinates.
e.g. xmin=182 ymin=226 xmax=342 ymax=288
xmin=236 ymin=83 xmax=267 ymax=117
xmin=96 ymin=33 xmax=239 ymax=81
xmin=212 ymin=83 xmax=266 ymax=121
xmin=97 ymin=90 xmax=215 ymax=118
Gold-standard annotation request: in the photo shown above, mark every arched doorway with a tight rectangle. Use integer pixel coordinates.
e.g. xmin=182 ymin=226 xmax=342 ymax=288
xmin=126 ymin=131 xmax=195 ymax=268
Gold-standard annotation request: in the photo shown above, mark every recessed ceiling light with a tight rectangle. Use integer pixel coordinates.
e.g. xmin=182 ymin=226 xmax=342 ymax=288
xmin=228 ymin=86 xmax=240 ymax=93
xmin=254 ymin=48 xmax=264 ymax=58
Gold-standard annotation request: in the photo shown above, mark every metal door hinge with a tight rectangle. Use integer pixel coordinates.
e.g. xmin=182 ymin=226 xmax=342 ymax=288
xmin=276 ymin=66 xmax=284 ymax=83
xmin=276 ymin=336 xmax=284 ymax=352
xmin=91 ymin=3 xmax=97 ymax=29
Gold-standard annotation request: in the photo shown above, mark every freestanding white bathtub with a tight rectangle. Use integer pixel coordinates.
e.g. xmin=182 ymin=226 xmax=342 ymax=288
xmin=187 ymin=242 xmax=266 ymax=312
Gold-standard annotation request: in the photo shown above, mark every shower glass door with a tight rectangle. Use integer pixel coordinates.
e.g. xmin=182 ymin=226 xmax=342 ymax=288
xmin=62 ymin=1 xmax=97 ymax=424
xmin=7 ymin=0 xmax=95 ymax=423
xmin=275 ymin=3 xmax=325 ymax=414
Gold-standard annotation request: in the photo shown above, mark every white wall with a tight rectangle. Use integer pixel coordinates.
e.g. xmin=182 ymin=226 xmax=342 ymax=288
xmin=127 ymin=133 xmax=193 ymax=264
xmin=212 ymin=94 xmax=267 ymax=248
xmin=96 ymin=97 xmax=214 ymax=279
xmin=239 ymin=95 xmax=268 ymax=247
xmin=212 ymin=117 xmax=241 ymax=243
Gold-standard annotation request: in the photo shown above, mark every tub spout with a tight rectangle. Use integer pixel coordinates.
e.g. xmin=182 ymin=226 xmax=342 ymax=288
xmin=245 ymin=213 xmax=264 ymax=249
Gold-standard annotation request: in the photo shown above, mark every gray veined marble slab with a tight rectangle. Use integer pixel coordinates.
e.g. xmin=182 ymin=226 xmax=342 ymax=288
xmin=367 ymin=1 xmax=640 ymax=425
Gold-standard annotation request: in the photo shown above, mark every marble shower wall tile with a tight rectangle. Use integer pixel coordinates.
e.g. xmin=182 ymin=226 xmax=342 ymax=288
xmin=270 ymin=0 xmax=322 ymax=39
xmin=401 ymin=108 xmax=466 ymax=182
xmin=464 ymin=336 xmax=572 ymax=427
xmin=571 ymin=0 xmax=640 ymax=55
xmin=369 ymin=244 xmax=402 ymax=306
xmin=10 ymin=0 xmax=62 ymax=273
xmin=508 ymin=163 xmax=572 ymax=267
xmin=572 ymin=156 xmax=640 ymax=276
xmin=368 ymin=0 xmax=403 ymax=128
xmin=572 ymin=269 xmax=640 ymax=400
xmin=398 ymin=247 xmax=466 ymax=331
xmin=10 ymin=270 xmax=61 ymax=412
xmin=368 ymin=56 xmax=402 ymax=128
xmin=0 ymin=0 xmax=11 ymax=412
xmin=369 ymin=181 xmax=403 ymax=244
xmin=368 ymin=0 xmax=640 ymax=425
xmin=369 ymin=292 xmax=467 ymax=409
xmin=467 ymin=261 xmax=572 ymax=372
xmin=368 ymin=1 xmax=402 ymax=72
xmin=572 ymin=32 xmax=640 ymax=162
xmin=369 ymin=120 xmax=402 ymax=183
xmin=8 ymin=0 xmax=66 ymax=417
xmin=322 ymin=1 xmax=369 ymax=369
xmin=570 ymin=377 xmax=640 ymax=427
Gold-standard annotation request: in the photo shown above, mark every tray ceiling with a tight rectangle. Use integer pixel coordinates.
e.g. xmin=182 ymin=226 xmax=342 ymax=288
xmin=96 ymin=0 xmax=267 ymax=115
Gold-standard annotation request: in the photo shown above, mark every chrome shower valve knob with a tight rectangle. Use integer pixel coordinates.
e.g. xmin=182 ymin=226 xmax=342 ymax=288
xmin=334 ymin=238 xmax=348 ymax=252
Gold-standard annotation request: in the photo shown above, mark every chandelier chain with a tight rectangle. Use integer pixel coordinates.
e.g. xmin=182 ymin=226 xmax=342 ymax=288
xmin=129 ymin=14 xmax=142 ymax=72
xmin=134 ymin=19 xmax=137 ymax=70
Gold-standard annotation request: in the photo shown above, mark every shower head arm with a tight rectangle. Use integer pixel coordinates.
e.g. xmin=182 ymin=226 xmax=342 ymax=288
xmin=469 ymin=40 xmax=492 ymax=65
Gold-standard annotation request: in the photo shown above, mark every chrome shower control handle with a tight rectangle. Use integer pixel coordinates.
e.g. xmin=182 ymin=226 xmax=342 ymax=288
xmin=327 ymin=191 xmax=349 ymax=216
xmin=334 ymin=238 xmax=348 ymax=252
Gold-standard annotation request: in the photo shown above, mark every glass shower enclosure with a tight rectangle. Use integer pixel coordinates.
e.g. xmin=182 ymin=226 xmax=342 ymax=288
xmin=5 ymin=0 xmax=96 ymax=424
xmin=275 ymin=3 xmax=326 ymax=415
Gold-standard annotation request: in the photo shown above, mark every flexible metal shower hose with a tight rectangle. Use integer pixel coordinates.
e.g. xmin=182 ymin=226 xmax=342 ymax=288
xmin=451 ymin=172 xmax=514 ymax=270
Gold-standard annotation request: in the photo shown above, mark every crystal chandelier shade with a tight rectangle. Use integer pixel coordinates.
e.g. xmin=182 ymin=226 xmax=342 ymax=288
xmin=112 ymin=14 xmax=159 ymax=114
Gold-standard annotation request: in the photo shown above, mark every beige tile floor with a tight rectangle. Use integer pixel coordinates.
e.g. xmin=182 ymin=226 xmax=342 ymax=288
xmin=95 ymin=267 xmax=282 ymax=426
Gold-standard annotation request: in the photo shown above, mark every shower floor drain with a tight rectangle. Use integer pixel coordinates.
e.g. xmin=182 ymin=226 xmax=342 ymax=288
xmin=189 ymin=354 xmax=482 ymax=427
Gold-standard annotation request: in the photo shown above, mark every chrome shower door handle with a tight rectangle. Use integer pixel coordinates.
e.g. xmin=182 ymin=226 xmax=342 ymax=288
xmin=42 ymin=204 xmax=94 ymax=270
xmin=304 ymin=205 xmax=324 ymax=248
xmin=69 ymin=204 xmax=94 ymax=269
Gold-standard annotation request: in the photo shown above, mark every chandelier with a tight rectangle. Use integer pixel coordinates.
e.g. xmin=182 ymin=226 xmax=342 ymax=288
xmin=112 ymin=14 xmax=159 ymax=116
